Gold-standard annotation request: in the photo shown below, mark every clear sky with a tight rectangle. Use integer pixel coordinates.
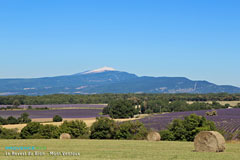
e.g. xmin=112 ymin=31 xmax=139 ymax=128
xmin=0 ymin=0 xmax=239 ymax=87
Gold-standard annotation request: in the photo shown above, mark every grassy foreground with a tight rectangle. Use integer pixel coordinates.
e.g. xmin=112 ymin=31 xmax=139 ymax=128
xmin=0 ymin=140 xmax=240 ymax=160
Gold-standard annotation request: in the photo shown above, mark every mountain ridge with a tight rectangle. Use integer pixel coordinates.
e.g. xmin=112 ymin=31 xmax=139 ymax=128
xmin=0 ymin=67 xmax=239 ymax=95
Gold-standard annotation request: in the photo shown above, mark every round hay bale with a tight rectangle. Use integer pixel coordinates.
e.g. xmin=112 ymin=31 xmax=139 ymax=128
xmin=194 ymin=131 xmax=225 ymax=152
xmin=147 ymin=132 xmax=161 ymax=141
xmin=60 ymin=133 xmax=71 ymax=139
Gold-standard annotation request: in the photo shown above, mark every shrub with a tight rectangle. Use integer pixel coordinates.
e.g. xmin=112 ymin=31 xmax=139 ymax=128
xmin=237 ymin=103 xmax=240 ymax=108
xmin=160 ymin=130 xmax=175 ymax=141
xmin=53 ymin=115 xmax=63 ymax=122
xmin=18 ymin=112 xmax=31 ymax=123
xmin=59 ymin=120 xmax=89 ymax=139
xmin=7 ymin=116 xmax=19 ymax=124
xmin=102 ymin=106 xmax=109 ymax=115
xmin=161 ymin=114 xmax=216 ymax=141
xmin=27 ymin=106 xmax=32 ymax=110
xmin=115 ymin=121 xmax=148 ymax=140
xmin=0 ymin=117 xmax=8 ymax=125
xmin=12 ymin=99 xmax=21 ymax=107
xmin=35 ymin=107 xmax=49 ymax=110
xmin=39 ymin=124 xmax=60 ymax=139
xmin=0 ymin=114 xmax=31 ymax=125
xmin=90 ymin=117 xmax=117 ymax=139
xmin=20 ymin=122 xmax=41 ymax=139
xmin=145 ymin=109 xmax=153 ymax=114
xmin=0 ymin=127 xmax=19 ymax=139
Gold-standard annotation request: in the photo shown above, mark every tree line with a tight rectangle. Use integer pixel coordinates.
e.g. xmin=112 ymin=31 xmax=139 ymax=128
xmin=0 ymin=115 xmax=220 ymax=141
xmin=0 ymin=93 xmax=240 ymax=105
xmin=0 ymin=117 xmax=148 ymax=140
xmin=103 ymin=99 xmax=232 ymax=119
xmin=0 ymin=113 xmax=31 ymax=125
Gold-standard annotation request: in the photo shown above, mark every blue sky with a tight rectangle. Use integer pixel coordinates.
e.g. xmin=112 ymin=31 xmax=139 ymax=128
xmin=0 ymin=0 xmax=240 ymax=86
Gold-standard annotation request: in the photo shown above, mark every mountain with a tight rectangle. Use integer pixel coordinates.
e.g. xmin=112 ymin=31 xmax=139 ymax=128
xmin=0 ymin=67 xmax=240 ymax=95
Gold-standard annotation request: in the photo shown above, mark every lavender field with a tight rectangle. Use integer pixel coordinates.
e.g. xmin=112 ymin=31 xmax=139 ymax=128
xmin=0 ymin=104 xmax=107 ymax=109
xmin=139 ymin=108 xmax=240 ymax=139
xmin=0 ymin=109 xmax=105 ymax=118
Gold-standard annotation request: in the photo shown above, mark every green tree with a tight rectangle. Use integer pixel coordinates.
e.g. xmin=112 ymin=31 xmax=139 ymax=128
xmin=159 ymin=130 xmax=175 ymax=141
xmin=169 ymin=119 xmax=187 ymax=141
xmin=12 ymin=99 xmax=21 ymax=107
xmin=169 ymin=101 xmax=188 ymax=112
xmin=59 ymin=120 xmax=89 ymax=138
xmin=90 ymin=117 xmax=117 ymax=139
xmin=0 ymin=117 xmax=8 ymax=125
xmin=0 ymin=127 xmax=19 ymax=139
xmin=53 ymin=115 xmax=63 ymax=122
xmin=115 ymin=121 xmax=148 ymax=140
xmin=161 ymin=114 xmax=216 ymax=141
xmin=107 ymin=100 xmax=136 ymax=119
xmin=27 ymin=106 xmax=33 ymax=110
xmin=102 ymin=106 xmax=109 ymax=115
xmin=18 ymin=112 xmax=31 ymax=123
xmin=7 ymin=116 xmax=19 ymax=124
xmin=39 ymin=124 xmax=60 ymax=139
xmin=20 ymin=122 xmax=41 ymax=139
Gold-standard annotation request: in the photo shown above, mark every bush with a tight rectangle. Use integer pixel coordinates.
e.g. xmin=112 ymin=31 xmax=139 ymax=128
xmin=0 ymin=117 xmax=8 ymax=125
xmin=7 ymin=116 xmax=19 ymax=124
xmin=53 ymin=115 xmax=63 ymax=122
xmin=161 ymin=114 xmax=216 ymax=141
xmin=90 ymin=117 xmax=117 ymax=139
xmin=12 ymin=99 xmax=21 ymax=107
xmin=20 ymin=122 xmax=60 ymax=139
xmin=106 ymin=100 xmax=137 ymax=119
xmin=115 ymin=121 xmax=148 ymax=140
xmin=145 ymin=109 xmax=153 ymax=114
xmin=20 ymin=122 xmax=41 ymax=139
xmin=39 ymin=124 xmax=60 ymax=139
xmin=27 ymin=106 xmax=32 ymax=110
xmin=237 ymin=103 xmax=240 ymax=108
xmin=0 ymin=127 xmax=19 ymax=139
xmin=35 ymin=107 xmax=49 ymax=110
xmin=59 ymin=120 xmax=89 ymax=139
xmin=0 ymin=114 xmax=31 ymax=125
xmin=159 ymin=130 xmax=175 ymax=141
xmin=18 ymin=112 xmax=31 ymax=123
xmin=102 ymin=106 xmax=109 ymax=115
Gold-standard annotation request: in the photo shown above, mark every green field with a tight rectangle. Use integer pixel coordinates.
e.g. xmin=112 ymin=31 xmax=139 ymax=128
xmin=1 ymin=140 xmax=240 ymax=160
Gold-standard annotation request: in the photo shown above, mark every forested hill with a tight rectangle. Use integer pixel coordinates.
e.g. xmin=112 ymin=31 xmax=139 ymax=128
xmin=0 ymin=67 xmax=240 ymax=95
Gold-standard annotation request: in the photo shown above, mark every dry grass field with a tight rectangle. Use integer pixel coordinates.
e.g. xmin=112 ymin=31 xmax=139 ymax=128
xmin=187 ymin=101 xmax=240 ymax=106
xmin=2 ymin=114 xmax=147 ymax=132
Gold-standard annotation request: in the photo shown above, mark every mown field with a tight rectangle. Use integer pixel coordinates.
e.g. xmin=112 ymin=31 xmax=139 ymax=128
xmin=1 ymin=140 xmax=240 ymax=160
xmin=187 ymin=101 xmax=240 ymax=106
xmin=2 ymin=116 xmax=146 ymax=132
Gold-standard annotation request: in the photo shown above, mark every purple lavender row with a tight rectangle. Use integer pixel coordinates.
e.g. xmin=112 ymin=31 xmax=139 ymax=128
xmin=0 ymin=109 xmax=107 ymax=118
xmin=139 ymin=108 xmax=240 ymax=136
xmin=0 ymin=104 xmax=107 ymax=108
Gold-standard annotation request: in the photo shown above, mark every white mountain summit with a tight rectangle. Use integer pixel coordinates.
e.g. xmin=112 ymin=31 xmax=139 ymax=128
xmin=82 ymin=67 xmax=116 ymax=74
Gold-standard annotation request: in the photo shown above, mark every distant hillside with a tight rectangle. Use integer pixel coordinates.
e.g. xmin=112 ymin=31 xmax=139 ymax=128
xmin=0 ymin=67 xmax=240 ymax=95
